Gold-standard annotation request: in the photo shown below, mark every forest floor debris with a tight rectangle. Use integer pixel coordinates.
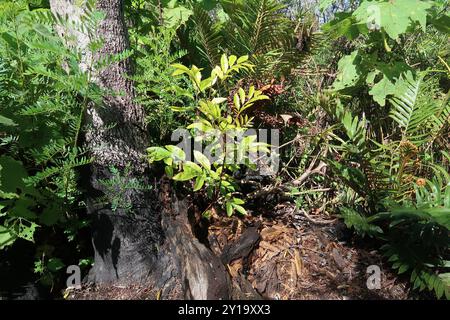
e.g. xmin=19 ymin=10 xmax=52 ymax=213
xmin=68 ymin=203 xmax=416 ymax=300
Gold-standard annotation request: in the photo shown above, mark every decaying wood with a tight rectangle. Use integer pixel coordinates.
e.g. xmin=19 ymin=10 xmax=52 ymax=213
xmin=155 ymin=180 xmax=231 ymax=299
xmin=220 ymin=222 xmax=261 ymax=265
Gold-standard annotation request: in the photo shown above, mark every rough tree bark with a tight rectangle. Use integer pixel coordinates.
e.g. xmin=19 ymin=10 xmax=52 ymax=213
xmin=50 ymin=0 xmax=231 ymax=299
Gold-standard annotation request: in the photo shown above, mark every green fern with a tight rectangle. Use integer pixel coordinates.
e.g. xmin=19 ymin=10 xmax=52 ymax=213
xmin=179 ymin=0 xmax=319 ymax=78
xmin=389 ymin=72 xmax=439 ymax=145
xmin=191 ymin=4 xmax=223 ymax=68
xmin=225 ymin=0 xmax=290 ymax=54
xmin=0 ymin=1 xmax=98 ymax=254
xmin=340 ymin=207 xmax=383 ymax=237
xmin=429 ymin=89 xmax=450 ymax=144
xmin=389 ymin=71 xmax=450 ymax=148
xmin=375 ymin=177 xmax=450 ymax=299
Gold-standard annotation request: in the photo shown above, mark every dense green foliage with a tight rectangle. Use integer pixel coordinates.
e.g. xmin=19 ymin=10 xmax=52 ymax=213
xmin=148 ymin=54 xmax=271 ymax=217
xmin=0 ymin=0 xmax=449 ymax=299
xmin=0 ymin=0 xmax=102 ymax=286
xmin=317 ymin=0 xmax=450 ymax=299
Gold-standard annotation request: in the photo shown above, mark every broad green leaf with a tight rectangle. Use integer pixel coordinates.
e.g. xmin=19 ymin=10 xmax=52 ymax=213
xmin=239 ymin=88 xmax=246 ymax=105
xmin=248 ymin=86 xmax=255 ymax=99
xmin=232 ymin=204 xmax=247 ymax=216
xmin=17 ymin=220 xmax=38 ymax=242
xmin=194 ymin=150 xmax=211 ymax=170
xmin=202 ymin=210 xmax=213 ymax=219
xmin=232 ymin=197 xmax=244 ymax=205
xmin=333 ymin=51 xmax=361 ymax=90
xmin=0 ymin=156 xmax=36 ymax=195
xmin=370 ymin=75 xmax=397 ymax=106
xmin=0 ymin=115 xmax=17 ymax=127
xmin=226 ymin=201 xmax=233 ymax=217
xmin=47 ymin=257 xmax=65 ymax=272
xmin=220 ymin=54 xmax=228 ymax=72
xmin=322 ymin=12 xmax=360 ymax=40
xmin=165 ymin=166 xmax=174 ymax=178
xmin=212 ymin=66 xmax=224 ymax=79
xmin=171 ymin=63 xmax=190 ymax=72
xmin=173 ymin=169 xmax=198 ymax=181
xmin=163 ymin=6 xmax=193 ymax=29
xmin=39 ymin=203 xmax=62 ymax=227
xmin=431 ymin=13 xmax=450 ymax=34
xmin=212 ymin=97 xmax=227 ymax=104
xmin=368 ymin=62 xmax=410 ymax=106
xmin=170 ymin=105 xmax=193 ymax=112
xmin=187 ymin=122 xmax=213 ymax=132
xmin=233 ymin=93 xmax=240 ymax=109
xmin=354 ymin=0 xmax=432 ymax=40
xmin=228 ymin=55 xmax=237 ymax=66
xmin=163 ymin=157 xmax=173 ymax=166
xmin=0 ymin=225 xmax=16 ymax=250
xmin=165 ymin=145 xmax=186 ymax=161
xmin=184 ymin=161 xmax=203 ymax=174
xmin=193 ymin=174 xmax=206 ymax=191
xmin=398 ymin=264 xmax=409 ymax=274
xmin=199 ymin=78 xmax=213 ymax=92
xmin=237 ymin=55 xmax=249 ymax=64
xmin=147 ymin=147 xmax=172 ymax=162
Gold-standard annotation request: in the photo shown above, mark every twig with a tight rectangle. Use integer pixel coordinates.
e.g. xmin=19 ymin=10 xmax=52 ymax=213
xmin=296 ymin=208 xmax=337 ymax=225
xmin=292 ymin=161 xmax=327 ymax=186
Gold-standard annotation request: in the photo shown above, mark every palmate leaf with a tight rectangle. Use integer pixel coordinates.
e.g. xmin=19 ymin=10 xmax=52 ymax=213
xmin=332 ymin=50 xmax=361 ymax=90
xmin=353 ymin=0 xmax=432 ymax=40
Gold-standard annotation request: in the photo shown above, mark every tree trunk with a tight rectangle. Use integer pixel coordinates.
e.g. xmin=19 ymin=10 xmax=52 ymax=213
xmin=50 ymin=0 xmax=232 ymax=299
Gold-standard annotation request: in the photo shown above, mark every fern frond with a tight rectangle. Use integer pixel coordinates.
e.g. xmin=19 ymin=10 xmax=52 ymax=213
xmin=191 ymin=5 xmax=223 ymax=68
xmin=20 ymin=95 xmax=65 ymax=116
xmin=385 ymin=241 xmax=450 ymax=299
xmin=410 ymin=269 xmax=450 ymax=300
xmin=429 ymin=90 xmax=450 ymax=143
xmin=29 ymin=140 xmax=73 ymax=164
xmin=339 ymin=207 xmax=383 ymax=237
xmin=24 ymin=153 xmax=92 ymax=186
xmin=222 ymin=0 xmax=318 ymax=77
xmin=389 ymin=73 xmax=440 ymax=145
xmin=234 ymin=0 xmax=289 ymax=54
xmin=390 ymin=72 xmax=448 ymax=146
xmin=382 ymin=241 xmax=450 ymax=299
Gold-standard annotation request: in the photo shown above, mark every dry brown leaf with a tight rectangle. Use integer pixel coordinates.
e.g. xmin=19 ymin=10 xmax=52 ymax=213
xmin=259 ymin=241 xmax=281 ymax=252
xmin=261 ymin=226 xmax=285 ymax=242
